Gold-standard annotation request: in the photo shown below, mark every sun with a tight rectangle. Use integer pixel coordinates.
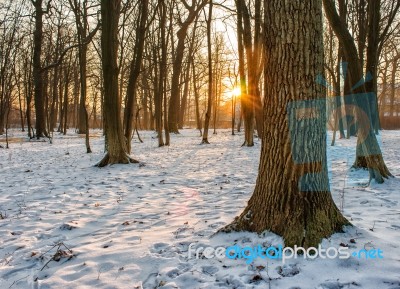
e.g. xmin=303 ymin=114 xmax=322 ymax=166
xmin=231 ymin=87 xmax=241 ymax=97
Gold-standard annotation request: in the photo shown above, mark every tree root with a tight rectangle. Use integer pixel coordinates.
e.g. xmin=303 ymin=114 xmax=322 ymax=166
xmin=95 ymin=152 xmax=139 ymax=167
xmin=217 ymin=196 xmax=351 ymax=248
xmin=353 ymin=154 xmax=393 ymax=183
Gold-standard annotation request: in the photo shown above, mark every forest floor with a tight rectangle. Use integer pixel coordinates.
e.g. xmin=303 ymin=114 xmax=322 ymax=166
xmin=0 ymin=129 xmax=399 ymax=289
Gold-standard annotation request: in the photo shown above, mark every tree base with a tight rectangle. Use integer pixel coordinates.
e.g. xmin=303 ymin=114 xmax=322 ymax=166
xmin=241 ymin=140 xmax=254 ymax=147
xmin=168 ymin=127 xmax=180 ymax=134
xmin=353 ymin=154 xmax=393 ymax=183
xmin=219 ymin=192 xmax=350 ymax=248
xmin=77 ymin=129 xmax=87 ymax=135
xmin=95 ymin=152 xmax=139 ymax=167
xmin=36 ymin=132 xmax=49 ymax=139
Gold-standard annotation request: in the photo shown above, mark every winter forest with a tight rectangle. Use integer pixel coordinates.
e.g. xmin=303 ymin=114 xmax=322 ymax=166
xmin=0 ymin=0 xmax=400 ymax=288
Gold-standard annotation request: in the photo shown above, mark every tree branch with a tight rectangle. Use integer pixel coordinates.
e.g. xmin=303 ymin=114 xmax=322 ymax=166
xmin=181 ymin=0 xmax=192 ymax=10
xmin=41 ymin=22 xmax=100 ymax=72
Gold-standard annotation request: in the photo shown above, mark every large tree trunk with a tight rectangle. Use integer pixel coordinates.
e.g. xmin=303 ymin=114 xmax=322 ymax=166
xmin=97 ymin=0 xmax=137 ymax=167
xmin=221 ymin=0 xmax=349 ymax=248
xmin=32 ymin=0 xmax=47 ymax=138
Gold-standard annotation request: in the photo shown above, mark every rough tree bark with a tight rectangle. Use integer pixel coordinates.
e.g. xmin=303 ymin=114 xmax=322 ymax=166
xmin=221 ymin=0 xmax=349 ymax=248
xmin=97 ymin=0 xmax=138 ymax=167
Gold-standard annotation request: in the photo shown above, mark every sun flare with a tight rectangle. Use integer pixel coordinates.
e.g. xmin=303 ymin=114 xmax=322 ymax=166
xmin=231 ymin=87 xmax=241 ymax=97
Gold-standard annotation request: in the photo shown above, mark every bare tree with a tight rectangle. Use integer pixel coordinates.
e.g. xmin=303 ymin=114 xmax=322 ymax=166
xmin=323 ymin=0 xmax=392 ymax=183
xmin=123 ymin=0 xmax=149 ymax=154
xmin=168 ymin=0 xmax=208 ymax=134
xmin=201 ymin=1 xmax=212 ymax=144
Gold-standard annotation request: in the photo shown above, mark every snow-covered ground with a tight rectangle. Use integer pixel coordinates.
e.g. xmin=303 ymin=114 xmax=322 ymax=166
xmin=0 ymin=129 xmax=399 ymax=289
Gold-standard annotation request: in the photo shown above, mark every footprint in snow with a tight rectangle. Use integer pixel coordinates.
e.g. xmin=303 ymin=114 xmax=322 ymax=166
xmin=202 ymin=265 xmax=219 ymax=276
xmin=150 ymin=242 xmax=177 ymax=257
xmin=276 ymin=264 xmax=300 ymax=277
xmin=59 ymin=223 xmax=77 ymax=230
xmin=317 ymin=281 xmax=360 ymax=289
xmin=391 ymin=224 xmax=400 ymax=230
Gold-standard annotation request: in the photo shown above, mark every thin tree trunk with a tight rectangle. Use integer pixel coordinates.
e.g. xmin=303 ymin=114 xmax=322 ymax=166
xmin=154 ymin=45 xmax=164 ymax=147
xmin=202 ymin=1 xmax=213 ymax=144
xmin=179 ymin=18 xmax=198 ymax=129
xmin=63 ymin=68 xmax=69 ymax=135
xmin=237 ymin=0 xmax=254 ymax=146
xmin=168 ymin=1 xmax=207 ymax=133
xmin=161 ymin=0 xmax=170 ymax=145
xmin=390 ymin=56 xmax=400 ymax=117
xmin=123 ymin=0 xmax=148 ymax=154
xmin=365 ymin=0 xmax=380 ymax=134
xmin=18 ymin=80 xmax=25 ymax=132
xmin=192 ymin=58 xmax=202 ymax=136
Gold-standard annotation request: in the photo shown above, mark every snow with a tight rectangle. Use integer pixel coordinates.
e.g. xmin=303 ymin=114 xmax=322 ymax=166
xmin=0 ymin=129 xmax=399 ymax=289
